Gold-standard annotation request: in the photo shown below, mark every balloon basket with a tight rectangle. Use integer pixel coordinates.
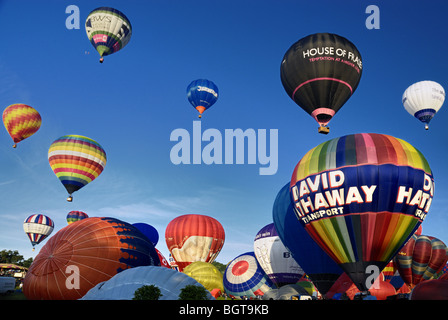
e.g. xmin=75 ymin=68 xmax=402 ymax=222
xmin=12 ymin=144 xmax=17 ymax=148
xmin=318 ymin=126 xmax=330 ymax=134
xmin=67 ymin=195 xmax=73 ymax=202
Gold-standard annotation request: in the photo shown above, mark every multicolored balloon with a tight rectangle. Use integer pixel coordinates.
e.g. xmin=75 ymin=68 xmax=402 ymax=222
xmin=253 ymin=223 xmax=304 ymax=287
xmin=187 ymin=79 xmax=219 ymax=118
xmin=23 ymin=217 xmax=159 ymax=300
xmin=395 ymin=234 xmax=448 ymax=289
xmin=402 ymin=80 xmax=445 ymax=130
xmin=48 ymin=135 xmax=106 ymax=201
xmin=280 ymin=33 xmax=362 ymax=134
xmin=66 ymin=210 xmax=89 ymax=224
xmin=2 ymin=104 xmax=41 ymax=148
xmin=223 ymin=252 xmax=275 ymax=299
xmin=85 ymin=7 xmax=132 ymax=63
xmin=23 ymin=214 xmax=54 ymax=250
xmin=290 ymin=133 xmax=434 ymax=291
xmin=165 ymin=214 xmax=225 ymax=271
xmin=273 ymin=182 xmax=343 ymax=295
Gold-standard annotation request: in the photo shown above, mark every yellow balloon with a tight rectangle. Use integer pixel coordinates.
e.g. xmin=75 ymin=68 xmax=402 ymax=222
xmin=183 ymin=261 xmax=224 ymax=293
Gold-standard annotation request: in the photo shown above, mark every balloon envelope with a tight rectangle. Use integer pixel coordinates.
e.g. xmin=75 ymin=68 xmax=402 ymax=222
xmin=395 ymin=234 xmax=448 ymax=288
xmin=183 ymin=261 xmax=224 ymax=292
xmin=165 ymin=214 xmax=225 ymax=271
xmin=48 ymin=135 xmax=106 ymax=201
xmin=132 ymin=223 xmax=159 ymax=246
xmin=3 ymin=104 xmax=41 ymax=147
xmin=273 ymin=182 xmax=343 ymax=294
xmin=23 ymin=214 xmax=54 ymax=249
xmin=23 ymin=217 xmax=159 ymax=300
xmin=280 ymin=33 xmax=362 ymax=132
xmin=85 ymin=7 xmax=132 ymax=62
xmin=187 ymin=79 xmax=219 ymax=118
xmin=290 ymin=133 xmax=434 ymax=291
xmin=223 ymin=252 xmax=275 ymax=298
xmin=66 ymin=210 xmax=89 ymax=224
xmin=253 ymin=223 xmax=304 ymax=287
xmin=410 ymin=279 xmax=448 ymax=300
xmin=402 ymin=80 xmax=445 ymax=130
xmin=81 ymin=266 xmax=214 ymax=300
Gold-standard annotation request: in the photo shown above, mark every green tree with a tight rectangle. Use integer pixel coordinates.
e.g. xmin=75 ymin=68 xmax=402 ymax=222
xmin=178 ymin=284 xmax=209 ymax=300
xmin=212 ymin=261 xmax=226 ymax=274
xmin=0 ymin=250 xmax=33 ymax=268
xmin=133 ymin=284 xmax=163 ymax=300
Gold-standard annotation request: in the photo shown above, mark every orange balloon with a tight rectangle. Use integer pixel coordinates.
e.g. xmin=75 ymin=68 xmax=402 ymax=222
xmin=165 ymin=214 xmax=225 ymax=272
xmin=23 ymin=217 xmax=159 ymax=300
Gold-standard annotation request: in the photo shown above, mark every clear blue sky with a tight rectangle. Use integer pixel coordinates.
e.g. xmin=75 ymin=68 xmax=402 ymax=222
xmin=0 ymin=0 xmax=447 ymax=265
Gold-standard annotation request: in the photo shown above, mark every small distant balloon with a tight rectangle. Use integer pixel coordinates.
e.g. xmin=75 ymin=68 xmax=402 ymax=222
xmin=3 ymin=104 xmax=41 ymax=148
xmin=23 ymin=214 xmax=54 ymax=251
xmin=187 ymin=79 xmax=219 ymax=118
xmin=85 ymin=7 xmax=132 ymax=63
xmin=402 ymin=80 xmax=445 ymax=130
xmin=67 ymin=211 xmax=89 ymax=224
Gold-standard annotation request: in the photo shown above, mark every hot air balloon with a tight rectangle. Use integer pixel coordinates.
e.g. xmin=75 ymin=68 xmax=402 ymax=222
xmin=66 ymin=210 xmax=89 ymax=224
xmin=23 ymin=214 xmax=54 ymax=251
xmin=85 ymin=7 xmax=132 ymax=63
xmin=402 ymin=80 xmax=445 ymax=130
xmin=132 ymin=223 xmax=159 ymax=246
xmin=155 ymin=248 xmax=170 ymax=268
xmin=280 ymin=33 xmax=362 ymax=134
xmin=48 ymin=135 xmax=106 ymax=202
xmin=395 ymin=234 xmax=448 ymax=289
xmin=2 ymin=104 xmax=41 ymax=148
xmin=81 ymin=266 xmax=214 ymax=300
xmin=187 ymin=79 xmax=219 ymax=118
xmin=183 ymin=261 xmax=224 ymax=293
xmin=253 ymin=223 xmax=304 ymax=287
xmin=165 ymin=214 xmax=225 ymax=272
xmin=290 ymin=133 xmax=434 ymax=292
xmin=223 ymin=252 xmax=275 ymax=299
xmin=273 ymin=182 xmax=343 ymax=295
xmin=23 ymin=217 xmax=160 ymax=300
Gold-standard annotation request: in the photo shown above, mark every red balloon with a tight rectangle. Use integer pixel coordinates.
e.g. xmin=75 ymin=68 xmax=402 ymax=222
xmin=23 ymin=217 xmax=159 ymax=300
xmin=395 ymin=234 xmax=448 ymax=289
xmin=165 ymin=214 xmax=225 ymax=271
xmin=410 ymin=279 xmax=448 ymax=300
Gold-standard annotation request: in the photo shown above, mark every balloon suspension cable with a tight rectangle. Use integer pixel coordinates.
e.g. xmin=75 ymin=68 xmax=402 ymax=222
xmin=67 ymin=195 xmax=73 ymax=202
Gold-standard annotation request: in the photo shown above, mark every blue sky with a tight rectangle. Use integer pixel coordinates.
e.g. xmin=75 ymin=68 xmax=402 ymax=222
xmin=0 ymin=0 xmax=447 ymax=265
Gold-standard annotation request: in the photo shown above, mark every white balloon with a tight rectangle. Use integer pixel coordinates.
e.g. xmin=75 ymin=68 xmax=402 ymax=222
xmin=402 ymin=80 xmax=445 ymax=129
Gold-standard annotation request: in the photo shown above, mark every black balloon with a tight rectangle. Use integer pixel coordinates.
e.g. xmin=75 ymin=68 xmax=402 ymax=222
xmin=280 ymin=33 xmax=362 ymax=133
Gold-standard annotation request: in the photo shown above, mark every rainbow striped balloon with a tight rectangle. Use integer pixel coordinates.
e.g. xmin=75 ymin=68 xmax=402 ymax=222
xmin=48 ymin=135 xmax=106 ymax=201
xmin=2 ymin=104 xmax=41 ymax=148
xmin=290 ymin=133 xmax=434 ymax=291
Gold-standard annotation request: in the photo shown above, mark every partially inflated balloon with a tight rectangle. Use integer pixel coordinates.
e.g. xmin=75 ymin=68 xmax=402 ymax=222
xmin=23 ymin=217 xmax=159 ymax=300
xmin=66 ymin=210 xmax=89 ymax=224
xmin=273 ymin=183 xmax=343 ymax=295
xmin=48 ymin=135 xmax=106 ymax=201
xmin=281 ymin=33 xmax=362 ymax=134
xmin=187 ymin=79 xmax=219 ymax=118
xmin=290 ymin=133 xmax=434 ymax=291
xmin=2 ymin=104 xmax=41 ymax=148
xmin=85 ymin=7 xmax=132 ymax=63
xmin=253 ymin=223 xmax=304 ymax=287
xmin=23 ymin=214 xmax=54 ymax=250
xmin=183 ymin=261 xmax=224 ymax=292
xmin=402 ymin=80 xmax=445 ymax=130
xmin=223 ymin=252 xmax=275 ymax=298
xmin=165 ymin=214 xmax=225 ymax=271
xmin=395 ymin=234 xmax=448 ymax=289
